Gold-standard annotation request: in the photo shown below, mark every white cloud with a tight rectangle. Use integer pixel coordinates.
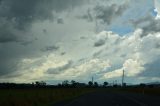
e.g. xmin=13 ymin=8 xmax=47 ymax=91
xmin=154 ymin=0 xmax=160 ymax=19
xmin=53 ymin=58 xmax=111 ymax=81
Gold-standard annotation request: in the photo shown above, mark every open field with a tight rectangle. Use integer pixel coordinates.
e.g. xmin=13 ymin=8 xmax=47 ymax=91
xmin=0 ymin=88 xmax=95 ymax=106
xmin=0 ymin=87 xmax=160 ymax=106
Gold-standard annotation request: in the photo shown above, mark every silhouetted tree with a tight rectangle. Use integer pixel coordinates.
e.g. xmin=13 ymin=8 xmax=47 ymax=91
xmin=35 ymin=81 xmax=46 ymax=87
xmin=62 ymin=80 xmax=69 ymax=87
xmin=71 ymin=80 xmax=77 ymax=87
xmin=35 ymin=81 xmax=40 ymax=86
xmin=57 ymin=83 xmax=62 ymax=87
xmin=94 ymin=82 xmax=98 ymax=87
xmin=103 ymin=81 xmax=108 ymax=87
xmin=139 ymin=83 xmax=146 ymax=87
xmin=88 ymin=81 xmax=93 ymax=87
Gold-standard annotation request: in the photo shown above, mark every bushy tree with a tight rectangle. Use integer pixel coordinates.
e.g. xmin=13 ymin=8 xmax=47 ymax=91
xmin=62 ymin=80 xmax=69 ymax=86
xmin=88 ymin=81 xmax=93 ymax=87
xmin=71 ymin=80 xmax=77 ymax=87
xmin=103 ymin=81 xmax=108 ymax=87
xmin=94 ymin=82 xmax=98 ymax=87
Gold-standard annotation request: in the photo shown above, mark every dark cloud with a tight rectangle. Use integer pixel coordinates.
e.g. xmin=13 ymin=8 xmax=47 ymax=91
xmin=94 ymin=39 xmax=105 ymax=47
xmin=60 ymin=52 xmax=66 ymax=56
xmin=78 ymin=9 xmax=93 ymax=22
xmin=20 ymin=40 xmax=34 ymax=46
xmin=93 ymin=50 xmax=103 ymax=57
xmin=0 ymin=0 xmax=85 ymax=43
xmin=0 ymin=31 xmax=17 ymax=43
xmin=0 ymin=18 xmax=19 ymax=43
xmin=57 ymin=18 xmax=64 ymax=24
xmin=94 ymin=3 xmax=128 ymax=25
xmin=0 ymin=59 xmax=19 ymax=76
xmin=132 ymin=15 xmax=160 ymax=37
xmin=0 ymin=0 xmax=84 ymax=28
xmin=138 ymin=59 xmax=160 ymax=77
xmin=43 ymin=29 xmax=47 ymax=34
xmin=46 ymin=60 xmax=73 ymax=74
xmin=155 ymin=42 xmax=160 ymax=48
xmin=77 ymin=2 xmax=128 ymax=24
xmin=80 ymin=36 xmax=87 ymax=39
xmin=42 ymin=45 xmax=59 ymax=52
xmin=0 ymin=0 xmax=85 ymax=77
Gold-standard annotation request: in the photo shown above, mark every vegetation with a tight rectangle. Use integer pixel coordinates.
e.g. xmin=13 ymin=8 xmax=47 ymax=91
xmin=0 ymin=88 xmax=95 ymax=106
xmin=0 ymin=81 xmax=160 ymax=106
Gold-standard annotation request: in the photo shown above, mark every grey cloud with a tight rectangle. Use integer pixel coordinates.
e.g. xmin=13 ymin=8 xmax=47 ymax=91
xmin=93 ymin=50 xmax=103 ymax=57
xmin=138 ymin=59 xmax=160 ymax=77
xmin=0 ymin=31 xmax=17 ymax=43
xmin=94 ymin=39 xmax=105 ymax=47
xmin=0 ymin=0 xmax=85 ymax=43
xmin=0 ymin=18 xmax=18 ymax=43
xmin=94 ymin=3 xmax=128 ymax=25
xmin=20 ymin=40 xmax=34 ymax=46
xmin=60 ymin=52 xmax=66 ymax=56
xmin=43 ymin=29 xmax=47 ymax=34
xmin=155 ymin=42 xmax=160 ymax=48
xmin=80 ymin=36 xmax=87 ymax=39
xmin=78 ymin=9 xmax=93 ymax=22
xmin=57 ymin=18 xmax=64 ymax=24
xmin=0 ymin=59 xmax=18 ymax=76
xmin=0 ymin=0 xmax=86 ymax=77
xmin=42 ymin=45 xmax=59 ymax=52
xmin=132 ymin=15 xmax=160 ymax=37
xmin=0 ymin=0 xmax=84 ymax=29
xmin=46 ymin=60 xmax=73 ymax=74
xmin=78 ymin=2 xmax=128 ymax=24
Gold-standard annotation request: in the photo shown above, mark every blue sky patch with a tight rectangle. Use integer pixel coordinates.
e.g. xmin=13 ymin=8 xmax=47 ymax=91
xmin=110 ymin=26 xmax=133 ymax=36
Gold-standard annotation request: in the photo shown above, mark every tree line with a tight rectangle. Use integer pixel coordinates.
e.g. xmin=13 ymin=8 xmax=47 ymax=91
xmin=0 ymin=80 xmax=109 ymax=89
xmin=0 ymin=80 xmax=159 ymax=89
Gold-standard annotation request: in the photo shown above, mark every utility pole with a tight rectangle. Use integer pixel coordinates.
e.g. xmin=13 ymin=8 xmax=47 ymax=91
xmin=122 ymin=69 xmax=125 ymax=87
xmin=92 ymin=76 xmax=94 ymax=84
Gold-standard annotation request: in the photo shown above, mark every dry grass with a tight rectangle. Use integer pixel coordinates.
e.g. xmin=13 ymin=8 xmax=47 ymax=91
xmin=1 ymin=87 xmax=160 ymax=106
xmin=0 ymin=88 xmax=94 ymax=106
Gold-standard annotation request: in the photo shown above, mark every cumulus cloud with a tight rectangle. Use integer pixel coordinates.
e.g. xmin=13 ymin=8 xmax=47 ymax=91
xmin=54 ymin=58 xmax=111 ymax=80
xmin=91 ymin=28 xmax=160 ymax=83
xmin=2 ymin=27 xmax=160 ymax=83
xmin=94 ymin=31 xmax=119 ymax=47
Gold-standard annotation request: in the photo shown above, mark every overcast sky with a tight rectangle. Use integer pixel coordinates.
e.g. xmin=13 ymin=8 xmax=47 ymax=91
xmin=0 ymin=0 xmax=160 ymax=84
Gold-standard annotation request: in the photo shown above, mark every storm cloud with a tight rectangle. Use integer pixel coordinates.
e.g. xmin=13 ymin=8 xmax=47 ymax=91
xmin=0 ymin=0 xmax=160 ymax=84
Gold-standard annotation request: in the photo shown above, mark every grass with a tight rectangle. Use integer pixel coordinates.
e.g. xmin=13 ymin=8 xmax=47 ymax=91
xmin=0 ymin=88 xmax=95 ymax=106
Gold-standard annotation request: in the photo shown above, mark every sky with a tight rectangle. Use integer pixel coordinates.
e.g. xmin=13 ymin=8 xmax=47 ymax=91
xmin=0 ymin=0 xmax=160 ymax=84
